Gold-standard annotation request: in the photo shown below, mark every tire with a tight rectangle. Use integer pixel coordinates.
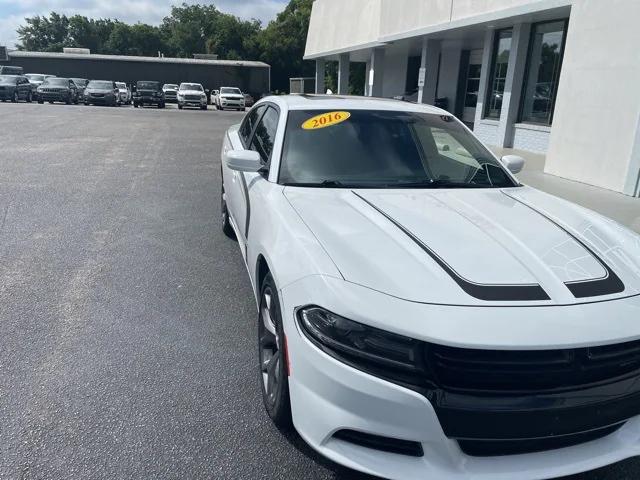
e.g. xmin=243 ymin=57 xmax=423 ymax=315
xmin=159 ymin=102 xmax=165 ymax=109
xmin=221 ymin=184 xmax=235 ymax=239
xmin=201 ymin=105 xmax=207 ymax=110
xmin=65 ymin=96 xmax=71 ymax=105
xmin=38 ymin=100 xmax=44 ymax=104
xmin=258 ymin=273 xmax=292 ymax=429
xmin=11 ymin=91 xmax=18 ymax=103
xmin=178 ymin=104 xmax=183 ymax=110
xmin=134 ymin=103 xmax=138 ymax=108
xmin=49 ymin=101 xmax=54 ymax=104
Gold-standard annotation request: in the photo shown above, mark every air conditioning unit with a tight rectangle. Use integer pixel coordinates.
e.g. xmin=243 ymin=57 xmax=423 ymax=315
xmin=0 ymin=46 xmax=8 ymax=61
xmin=63 ymin=47 xmax=90 ymax=55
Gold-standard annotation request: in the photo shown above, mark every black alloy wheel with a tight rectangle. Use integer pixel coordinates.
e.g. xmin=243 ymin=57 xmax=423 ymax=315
xmin=258 ymin=273 xmax=293 ymax=429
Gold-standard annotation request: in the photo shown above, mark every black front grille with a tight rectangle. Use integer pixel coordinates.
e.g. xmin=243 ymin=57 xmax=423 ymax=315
xmin=458 ymin=423 xmax=624 ymax=457
xmin=428 ymin=339 xmax=640 ymax=394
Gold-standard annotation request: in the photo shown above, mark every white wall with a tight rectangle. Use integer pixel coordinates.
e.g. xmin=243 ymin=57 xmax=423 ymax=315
xmin=381 ymin=42 xmax=409 ymax=98
xmin=304 ymin=0 xmax=382 ymax=58
xmin=545 ymin=0 xmax=640 ymax=195
xmin=451 ymin=0 xmax=548 ymax=20
xmin=379 ymin=0 xmax=452 ymax=37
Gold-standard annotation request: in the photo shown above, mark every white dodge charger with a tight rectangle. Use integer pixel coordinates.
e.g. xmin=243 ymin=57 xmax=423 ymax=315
xmin=220 ymin=95 xmax=640 ymax=480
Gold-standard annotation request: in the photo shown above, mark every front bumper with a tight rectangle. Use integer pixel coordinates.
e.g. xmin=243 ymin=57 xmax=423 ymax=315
xmin=220 ymin=98 xmax=245 ymax=108
xmin=280 ymin=275 xmax=640 ymax=480
xmin=86 ymin=94 xmax=115 ymax=104
xmin=134 ymin=96 xmax=163 ymax=105
xmin=178 ymin=97 xmax=207 ymax=107
xmin=38 ymin=92 xmax=69 ymax=102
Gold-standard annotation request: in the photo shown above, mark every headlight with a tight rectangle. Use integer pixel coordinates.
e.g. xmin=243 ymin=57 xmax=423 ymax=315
xmin=297 ymin=306 xmax=426 ymax=385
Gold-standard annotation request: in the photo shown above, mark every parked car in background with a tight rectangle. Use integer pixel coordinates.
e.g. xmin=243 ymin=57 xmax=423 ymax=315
xmin=84 ymin=80 xmax=119 ymax=106
xmin=115 ymin=82 xmax=131 ymax=105
xmin=37 ymin=77 xmax=79 ymax=104
xmin=25 ymin=74 xmax=54 ymax=100
xmin=177 ymin=83 xmax=208 ymax=110
xmin=71 ymin=78 xmax=89 ymax=100
xmin=0 ymin=65 xmax=24 ymax=76
xmin=243 ymin=93 xmax=255 ymax=107
xmin=163 ymin=84 xmax=179 ymax=103
xmin=215 ymin=87 xmax=245 ymax=111
xmin=133 ymin=81 xmax=165 ymax=109
xmin=0 ymin=75 xmax=33 ymax=102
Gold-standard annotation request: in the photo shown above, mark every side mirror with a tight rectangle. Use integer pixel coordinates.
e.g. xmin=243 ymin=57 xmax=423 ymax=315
xmin=226 ymin=150 xmax=263 ymax=172
xmin=500 ymin=155 xmax=525 ymax=174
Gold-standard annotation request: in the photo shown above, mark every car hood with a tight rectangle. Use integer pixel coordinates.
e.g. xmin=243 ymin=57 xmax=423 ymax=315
xmin=179 ymin=90 xmax=204 ymax=95
xmin=86 ymin=89 xmax=112 ymax=93
xmin=284 ymin=186 xmax=640 ymax=307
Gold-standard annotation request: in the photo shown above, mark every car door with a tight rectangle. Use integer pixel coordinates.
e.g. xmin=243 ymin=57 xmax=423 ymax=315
xmin=224 ymin=104 xmax=267 ymax=243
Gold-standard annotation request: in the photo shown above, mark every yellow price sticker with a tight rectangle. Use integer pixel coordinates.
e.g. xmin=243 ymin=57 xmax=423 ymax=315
xmin=301 ymin=111 xmax=351 ymax=130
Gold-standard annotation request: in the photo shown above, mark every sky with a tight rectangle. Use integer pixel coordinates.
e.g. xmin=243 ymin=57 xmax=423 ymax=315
xmin=0 ymin=0 xmax=288 ymax=48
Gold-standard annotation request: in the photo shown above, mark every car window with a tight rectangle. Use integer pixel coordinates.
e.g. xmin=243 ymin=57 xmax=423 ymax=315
xmin=279 ymin=110 xmax=517 ymax=188
xmin=250 ymin=107 xmax=279 ymax=164
xmin=239 ymin=105 xmax=266 ymax=146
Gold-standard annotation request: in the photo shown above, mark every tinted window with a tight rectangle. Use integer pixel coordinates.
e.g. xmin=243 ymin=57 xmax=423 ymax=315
xmin=280 ymin=110 xmax=516 ymax=189
xmin=239 ymin=105 xmax=266 ymax=145
xmin=87 ymin=81 xmax=113 ymax=89
xmin=44 ymin=78 xmax=70 ymax=86
xmin=250 ymin=107 xmax=279 ymax=163
xmin=485 ymin=29 xmax=512 ymax=119
xmin=71 ymin=78 xmax=88 ymax=86
xmin=137 ymin=81 xmax=160 ymax=90
xmin=221 ymin=87 xmax=241 ymax=94
xmin=520 ymin=20 xmax=567 ymax=125
xmin=180 ymin=83 xmax=203 ymax=91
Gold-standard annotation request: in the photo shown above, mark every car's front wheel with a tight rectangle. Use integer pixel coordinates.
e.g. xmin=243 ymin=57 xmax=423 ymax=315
xmin=258 ymin=273 xmax=292 ymax=429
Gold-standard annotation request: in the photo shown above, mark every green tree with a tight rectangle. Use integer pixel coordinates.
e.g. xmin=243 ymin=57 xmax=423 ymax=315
xmin=17 ymin=13 xmax=70 ymax=52
xmin=257 ymin=0 xmax=314 ymax=92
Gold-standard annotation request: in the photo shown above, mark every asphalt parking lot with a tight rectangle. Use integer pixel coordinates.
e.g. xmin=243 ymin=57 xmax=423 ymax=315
xmin=0 ymin=102 xmax=639 ymax=480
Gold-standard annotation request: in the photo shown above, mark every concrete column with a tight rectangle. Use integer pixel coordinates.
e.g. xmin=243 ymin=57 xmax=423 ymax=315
xmin=436 ymin=40 xmax=463 ymax=114
xmin=315 ymin=58 xmax=325 ymax=94
xmin=496 ymin=23 xmax=531 ymax=147
xmin=337 ymin=53 xmax=350 ymax=95
xmin=368 ymin=48 xmax=385 ymax=97
xmin=474 ymin=30 xmax=495 ymax=128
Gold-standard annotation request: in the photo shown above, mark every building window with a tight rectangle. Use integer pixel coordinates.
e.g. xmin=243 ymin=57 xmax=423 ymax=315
xmin=484 ymin=29 xmax=513 ymax=119
xmin=520 ymin=20 xmax=567 ymax=125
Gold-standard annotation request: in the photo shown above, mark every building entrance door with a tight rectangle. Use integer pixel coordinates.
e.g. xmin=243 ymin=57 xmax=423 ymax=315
xmin=462 ymin=49 xmax=483 ymax=127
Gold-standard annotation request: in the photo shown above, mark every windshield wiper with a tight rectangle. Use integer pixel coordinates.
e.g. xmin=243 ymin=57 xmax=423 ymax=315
xmin=388 ymin=180 xmax=489 ymax=189
xmin=284 ymin=180 xmax=348 ymax=188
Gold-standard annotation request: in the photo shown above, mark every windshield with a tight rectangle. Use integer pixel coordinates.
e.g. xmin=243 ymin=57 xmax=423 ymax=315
xmin=115 ymin=82 xmax=127 ymax=89
xmin=0 ymin=75 xmax=17 ymax=84
xmin=221 ymin=87 xmax=241 ymax=95
xmin=279 ymin=110 xmax=518 ymax=189
xmin=180 ymin=83 xmax=203 ymax=91
xmin=71 ymin=78 xmax=88 ymax=86
xmin=164 ymin=84 xmax=178 ymax=90
xmin=87 ymin=80 xmax=113 ymax=89
xmin=137 ymin=81 xmax=159 ymax=90
xmin=43 ymin=78 xmax=70 ymax=87
xmin=26 ymin=74 xmax=46 ymax=82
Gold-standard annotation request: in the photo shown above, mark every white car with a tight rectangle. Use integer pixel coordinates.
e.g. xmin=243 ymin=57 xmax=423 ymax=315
xmin=216 ymin=86 xmax=245 ymax=111
xmin=220 ymin=95 xmax=640 ymax=480
xmin=177 ymin=82 xmax=207 ymax=110
xmin=115 ymin=82 xmax=131 ymax=105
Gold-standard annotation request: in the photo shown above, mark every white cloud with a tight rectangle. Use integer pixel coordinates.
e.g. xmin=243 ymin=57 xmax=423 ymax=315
xmin=0 ymin=0 xmax=287 ymax=48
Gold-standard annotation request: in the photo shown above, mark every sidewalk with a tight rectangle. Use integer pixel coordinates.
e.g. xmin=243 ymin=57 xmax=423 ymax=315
xmin=491 ymin=147 xmax=640 ymax=234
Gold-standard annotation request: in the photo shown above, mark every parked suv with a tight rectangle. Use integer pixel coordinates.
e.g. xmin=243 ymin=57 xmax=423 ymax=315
xmin=133 ymin=81 xmax=165 ymax=108
xmin=84 ymin=80 xmax=119 ymax=106
xmin=162 ymin=84 xmax=179 ymax=103
xmin=0 ymin=75 xmax=33 ymax=102
xmin=215 ymin=86 xmax=245 ymax=110
xmin=115 ymin=82 xmax=131 ymax=105
xmin=177 ymin=83 xmax=207 ymax=110
xmin=37 ymin=77 xmax=79 ymax=104
xmin=25 ymin=74 xmax=54 ymax=100
xmin=71 ymin=78 xmax=89 ymax=100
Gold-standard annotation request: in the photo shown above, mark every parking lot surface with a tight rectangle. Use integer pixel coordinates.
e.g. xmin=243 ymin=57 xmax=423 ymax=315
xmin=0 ymin=103 xmax=638 ymax=479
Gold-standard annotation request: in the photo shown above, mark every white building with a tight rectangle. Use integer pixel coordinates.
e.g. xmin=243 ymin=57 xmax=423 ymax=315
xmin=304 ymin=0 xmax=640 ymax=197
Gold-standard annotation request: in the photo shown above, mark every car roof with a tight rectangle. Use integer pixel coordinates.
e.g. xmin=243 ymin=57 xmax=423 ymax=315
xmin=261 ymin=94 xmax=448 ymax=115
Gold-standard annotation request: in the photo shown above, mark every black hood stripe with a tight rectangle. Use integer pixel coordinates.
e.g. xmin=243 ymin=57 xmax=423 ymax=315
xmin=503 ymin=192 xmax=625 ymax=299
xmin=353 ymin=192 xmax=550 ymax=302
